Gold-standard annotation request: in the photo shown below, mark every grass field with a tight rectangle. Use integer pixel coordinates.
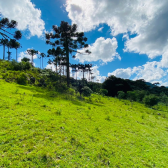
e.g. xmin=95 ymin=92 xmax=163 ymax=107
xmin=0 ymin=79 xmax=168 ymax=167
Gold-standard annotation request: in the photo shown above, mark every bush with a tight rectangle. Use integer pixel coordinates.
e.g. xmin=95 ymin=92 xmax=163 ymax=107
xmin=55 ymin=82 xmax=68 ymax=93
xmin=68 ymin=88 xmax=75 ymax=96
xmin=30 ymin=77 xmax=36 ymax=84
xmin=117 ymin=91 xmax=125 ymax=99
xmin=100 ymin=89 xmax=108 ymax=96
xmin=38 ymin=78 xmax=46 ymax=87
xmin=21 ymin=62 xmax=31 ymax=70
xmin=16 ymin=72 xmax=28 ymax=85
xmin=143 ymin=94 xmax=159 ymax=107
xmin=21 ymin=57 xmax=30 ymax=62
xmin=134 ymin=90 xmax=146 ymax=102
xmin=127 ymin=91 xmax=137 ymax=101
xmin=82 ymin=86 xmax=93 ymax=97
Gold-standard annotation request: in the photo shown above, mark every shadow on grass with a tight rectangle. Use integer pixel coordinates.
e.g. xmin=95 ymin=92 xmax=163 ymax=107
xmin=87 ymin=102 xmax=104 ymax=107
xmin=17 ymin=85 xmax=44 ymax=94
xmin=70 ymin=100 xmax=83 ymax=106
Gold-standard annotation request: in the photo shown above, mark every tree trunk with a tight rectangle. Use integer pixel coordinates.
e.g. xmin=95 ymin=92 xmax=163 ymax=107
xmin=56 ymin=63 xmax=57 ymax=73
xmin=83 ymin=70 xmax=85 ymax=86
xmin=63 ymin=65 xmax=64 ymax=76
xmin=42 ymin=57 xmax=43 ymax=69
xmin=16 ymin=48 xmax=17 ymax=62
xmin=32 ymin=55 xmax=33 ymax=63
xmin=66 ymin=38 xmax=70 ymax=87
xmin=3 ymin=45 xmax=5 ymax=60
xmin=8 ymin=46 xmax=9 ymax=61
xmin=40 ymin=57 xmax=41 ymax=69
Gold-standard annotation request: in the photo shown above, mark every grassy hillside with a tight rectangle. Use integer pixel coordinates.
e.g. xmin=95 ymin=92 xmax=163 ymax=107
xmin=0 ymin=79 xmax=168 ymax=167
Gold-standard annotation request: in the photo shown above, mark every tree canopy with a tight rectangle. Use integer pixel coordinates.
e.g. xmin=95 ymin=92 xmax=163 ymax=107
xmin=0 ymin=18 xmax=22 ymax=40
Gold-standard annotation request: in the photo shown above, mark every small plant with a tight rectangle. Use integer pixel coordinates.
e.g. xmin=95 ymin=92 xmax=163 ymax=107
xmin=14 ymin=88 xmax=18 ymax=94
xmin=105 ymin=115 xmax=111 ymax=121
xmin=55 ymin=109 xmax=62 ymax=115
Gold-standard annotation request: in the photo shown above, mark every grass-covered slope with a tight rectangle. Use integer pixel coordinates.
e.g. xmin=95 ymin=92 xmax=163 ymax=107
xmin=1 ymin=79 xmax=168 ymax=167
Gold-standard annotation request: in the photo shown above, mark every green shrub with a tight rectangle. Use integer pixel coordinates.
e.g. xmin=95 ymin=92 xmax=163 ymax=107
xmin=127 ymin=91 xmax=137 ymax=101
xmin=68 ymin=88 xmax=75 ymax=96
xmin=16 ymin=73 xmax=28 ymax=85
xmin=55 ymin=82 xmax=68 ymax=93
xmin=143 ymin=94 xmax=159 ymax=107
xmin=100 ymin=89 xmax=108 ymax=96
xmin=21 ymin=62 xmax=31 ymax=70
xmin=21 ymin=57 xmax=30 ymax=62
xmin=134 ymin=90 xmax=146 ymax=102
xmin=38 ymin=77 xmax=46 ymax=87
xmin=82 ymin=86 xmax=93 ymax=97
xmin=117 ymin=91 xmax=125 ymax=99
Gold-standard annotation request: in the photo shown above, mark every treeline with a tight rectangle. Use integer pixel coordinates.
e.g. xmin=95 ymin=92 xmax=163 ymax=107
xmin=99 ymin=75 xmax=168 ymax=107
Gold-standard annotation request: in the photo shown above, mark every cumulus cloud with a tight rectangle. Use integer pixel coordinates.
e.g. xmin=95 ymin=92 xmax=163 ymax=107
xmin=66 ymin=0 xmax=157 ymax=35
xmin=66 ymin=0 xmax=168 ymax=60
xmin=108 ymin=68 xmax=132 ymax=79
xmin=75 ymin=37 xmax=120 ymax=63
xmin=0 ymin=0 xmax=45 ymax=38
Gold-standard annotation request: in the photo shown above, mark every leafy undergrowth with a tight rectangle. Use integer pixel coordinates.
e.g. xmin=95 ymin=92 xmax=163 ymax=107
xmin=1 ymin=80 xmax=168 ymax=167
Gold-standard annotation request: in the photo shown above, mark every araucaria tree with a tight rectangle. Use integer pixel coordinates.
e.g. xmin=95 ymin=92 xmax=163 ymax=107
xmin=45 ymin=21 xmax=91 ymax=87
xmin=27 ymin=49 xmax=38 ymax=64
xmin=0 ymin=17 xmax=22 ymax=60
xmin=13 ymin=41 xmax=21 ymax=61
xmin=40 ymin=53 xmax=46 ymax=69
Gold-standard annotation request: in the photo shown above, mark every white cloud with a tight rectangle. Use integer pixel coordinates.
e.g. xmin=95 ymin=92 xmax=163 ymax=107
xmin=66 ymin=0 xmax=158 ymax=35
xmin=108 ymin=68 xmax=132 ymax=79
xmin=75 ymin=37 xmax=120 ymax=63
xmin=108 ymin=61 xmax=168 ymax=85
xmin=98 ymin=27 xmax=104 ymax=32
xmin=18 ymin=50 xmax=38 ymax=64
xmin=0 ymin=0 xmax=45 ymax=38
xmin=66 ymin=0 xmax=168 ymax=61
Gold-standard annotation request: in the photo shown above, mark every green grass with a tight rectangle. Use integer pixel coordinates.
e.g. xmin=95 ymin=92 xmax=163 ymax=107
xmin=1 ymin=80 xmax=168 ymax=167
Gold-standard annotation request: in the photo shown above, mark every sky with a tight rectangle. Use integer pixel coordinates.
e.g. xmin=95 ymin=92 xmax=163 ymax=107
xmin=0 ymin=0 xmax=168 ymax=85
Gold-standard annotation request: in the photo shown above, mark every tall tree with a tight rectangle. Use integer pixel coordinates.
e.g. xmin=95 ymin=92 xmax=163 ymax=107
xmin=6 ymin=39 xmax=16 ymax=60
xmin=27 ymin=49 xmax=38 ymax=64
xmin=13 ymin=41 xmax=21 ymax=61
xmin=40 ymin=53 xmax=46 ymax=69
xmin=0 ymin=38 xmax=8 ymax=60
xmin=45 ymin=21 xmax=91 ymax=87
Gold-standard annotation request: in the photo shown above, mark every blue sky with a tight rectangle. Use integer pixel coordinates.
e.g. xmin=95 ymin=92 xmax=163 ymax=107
xmin=0 ymin=0 xmax=168 ymax=85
